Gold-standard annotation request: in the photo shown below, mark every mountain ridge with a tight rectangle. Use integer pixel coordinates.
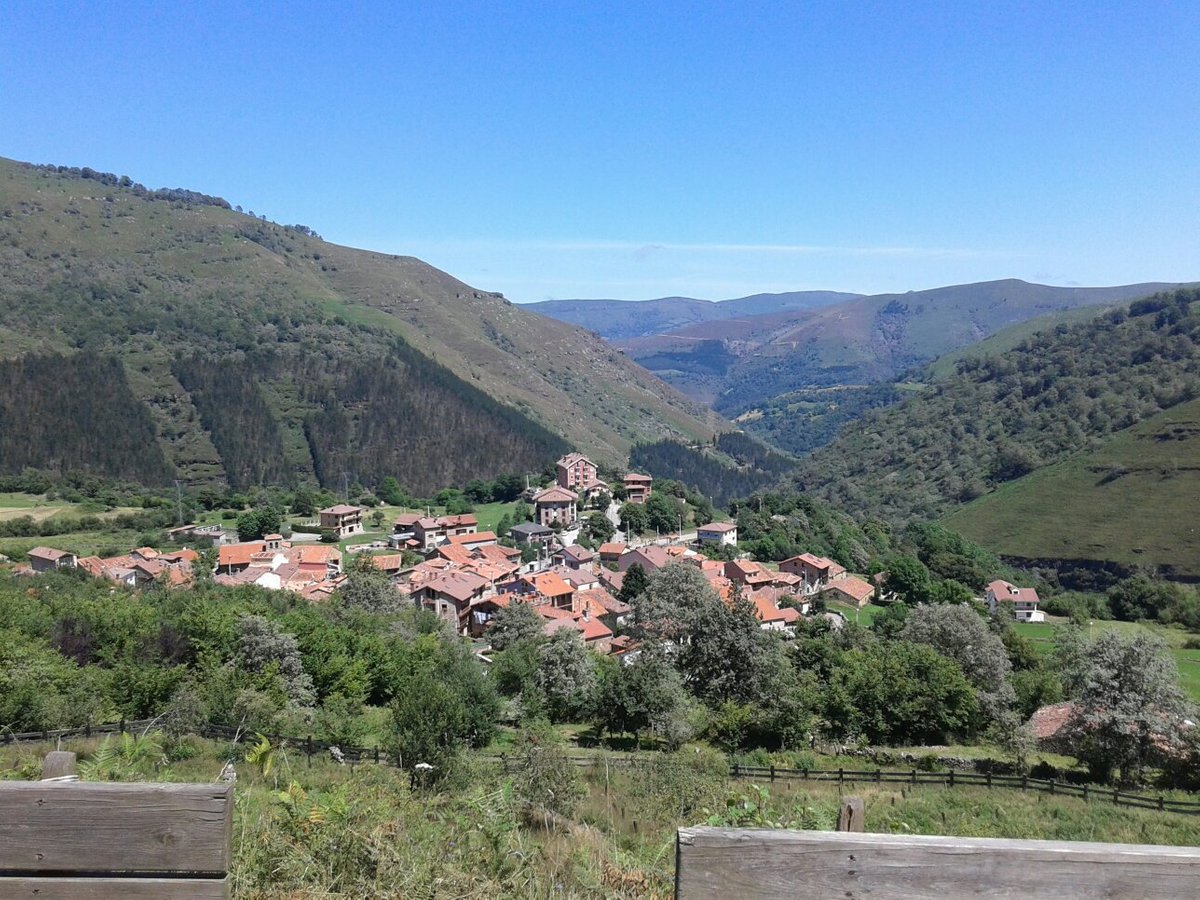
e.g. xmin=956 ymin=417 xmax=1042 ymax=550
xmin=0 ymin=157 xmax=718 ymax=491
xmin=614 ymin=278 xmax=1185 ymax=411
xmin=524 ymin=290 xmax=859 ymax=340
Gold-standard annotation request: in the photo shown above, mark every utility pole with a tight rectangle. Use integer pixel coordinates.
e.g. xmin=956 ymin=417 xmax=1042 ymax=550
xmin=341 ymin=471 xmax=350 ymax=504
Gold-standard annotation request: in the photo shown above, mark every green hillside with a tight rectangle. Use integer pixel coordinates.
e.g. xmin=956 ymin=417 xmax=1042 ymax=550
xmin=943 ymin=398 xmax=1200 ymax=578
xmin=0 ymin=158 xmax=716 ymax=491
xmin=924 ymin=304 xmax=1120 ymax=381
xmin=790 ymin=288 xmax=1200 ymax=524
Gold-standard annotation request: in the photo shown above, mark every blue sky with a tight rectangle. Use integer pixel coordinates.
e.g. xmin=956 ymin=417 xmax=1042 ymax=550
xmin=3 ymin=1 xmax=1198 ymax=301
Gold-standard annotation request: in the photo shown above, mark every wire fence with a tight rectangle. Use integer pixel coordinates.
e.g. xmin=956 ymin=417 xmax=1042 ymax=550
xmin=5 ymin=720 xmax=1199 ymax=817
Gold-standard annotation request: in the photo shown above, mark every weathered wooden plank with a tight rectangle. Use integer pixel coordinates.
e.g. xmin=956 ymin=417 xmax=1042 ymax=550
xmin=676 ymin=827 xmax=1200 ymax=899
xmin=0 ymin=875 xmax=229 ymax=898
xmin=0 ymin=782 xmax=232 ymax=875
xmin=836 ymin=797 xmax=864 ymax=832
xmin=40 ymin=752 xmax=77 ymax=780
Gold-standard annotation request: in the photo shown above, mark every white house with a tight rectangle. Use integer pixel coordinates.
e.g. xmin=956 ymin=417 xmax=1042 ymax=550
xmin=696 ymin=522 xmax=738 ymax=547
xmin=986 ymin=579 xmax=1045 ymax=622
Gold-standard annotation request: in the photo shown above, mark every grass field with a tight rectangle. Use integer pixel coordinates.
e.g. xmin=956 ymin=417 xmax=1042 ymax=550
xmin=826 ymin=600 xmax=887 ymax=626
xmin=0 ymin=492 xmax=137 ymax=523
xmin=1015 ymin=617 xmax=1200 ymax=702
xmin=0 ymin=529 xmax=152 ymax=561
xmin=943 ymin=398 xmax=1200 ymax=577
xmin=4 ymin=733 xmax=1200 ymax=899
xmin=0 ymin=492 xmax=152 ymax=560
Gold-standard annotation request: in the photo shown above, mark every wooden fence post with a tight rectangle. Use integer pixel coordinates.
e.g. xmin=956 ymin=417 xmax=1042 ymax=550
xmin=837 ymin=797 xmax=865 ymax=832
xmin=41 ymin=751 xmax=77 ymax=780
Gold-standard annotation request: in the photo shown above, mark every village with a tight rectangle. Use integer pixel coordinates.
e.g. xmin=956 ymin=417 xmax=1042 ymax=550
xmin=16 ymin=451 xmax=1044 ymax=663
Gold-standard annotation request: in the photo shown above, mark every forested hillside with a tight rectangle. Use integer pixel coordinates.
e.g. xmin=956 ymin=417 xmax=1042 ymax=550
xmin=629 ymin=433 xmax=794 ymax=506
xmin=0 ymin=158 xmax=715 ymax=491
xmin=0 ymin=354 xmax=175 ymax=483
xmin=791 ymin=288 xmax=1200 ymax=523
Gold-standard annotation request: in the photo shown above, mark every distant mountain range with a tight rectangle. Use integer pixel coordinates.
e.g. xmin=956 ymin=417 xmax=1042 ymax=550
xmin=603 ymin=279 xmax=1185 ymax=412
xmin=0 ymin=157 xmax=717 ymax=493
xmin=524 ymin=291 xmax=859 ymax=341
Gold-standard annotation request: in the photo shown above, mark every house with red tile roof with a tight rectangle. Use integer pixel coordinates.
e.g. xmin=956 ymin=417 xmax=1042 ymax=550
xmin=414 ymin=569 xmax=491 ymax=633
xmin=617 ymin=545 xmax=674 ymax=573
xmin=597 ymin=567 xmax=625 ymax=596
xmin=535 ymin=601 xmax=614 ymax=653
xmin=295 ymin=545 xmax=342 ymax=576
xmin=440 ymin=514 xmax=478 ymax=535
xmin=574 ymin=586 xmax=631 ymax=627
xmin=697 ymin=522 xmax=738 ymax=547
xmin=27 ymin=547 xmax=78 ymax=573
xmin=622 ymin=473 xmax=653 ymax=504
xmin=393 ymin=513 xmax=422 ymax=542
xmin=724 ymin=559 xmax=773 ymax=589
xmin=986 ymin=579 xmax=1045 ymax=622
xmin=158 ymin=548 xmax=200 ymax=565
xmin=533 ymin=486 xmax=579 ymax=527
xmin=821 ymin=575 xmax=876 ymax=608
xmin=557 ymin=544 xmax=596 ymax=570
xmin=746 ymin=585 xmax=809 ymax=614
xmin=750 ymin=593 xmax=802 ymax=632
xmin=447 ymin=530 xmax=497 ymax=551
xmin=557 ymin=452 xmax=599 ymax=491
xmin=364 ymin=554 xmax=405 ymax=576
xmin=550 ymin=565 xmax=600 ymax=593
xmin=476 ymin=543 xmax=521 ymax=564
xmin=436 ymin=544 xmax=476 ymax=566
xmin=526 ymin=571 xmax=576 ymax=609
xmin=779 ymin=553 xmax=847 ymax=594
xmin=597 ymin=542 xmax=626 ymax=565
xmin=319 ymin=504 xmax=364 ymax=539
xmin=217 ymin=541 xmax=268 ymax=573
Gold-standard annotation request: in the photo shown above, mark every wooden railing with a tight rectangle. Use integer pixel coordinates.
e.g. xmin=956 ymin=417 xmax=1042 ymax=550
xmin=729 ymin=762 xmax=1200 ymax=815
xmin=675 ymin=827 xmax=1200 ymax=899
xmin=7 ymin=722 xmax=1200 ymax=817
xmin=0 ymin=752 xmax=233 ymax=898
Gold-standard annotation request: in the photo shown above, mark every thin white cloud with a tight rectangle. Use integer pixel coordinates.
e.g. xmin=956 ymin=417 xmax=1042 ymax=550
xmin=397 ymin=237 xmax=1008 ymax=260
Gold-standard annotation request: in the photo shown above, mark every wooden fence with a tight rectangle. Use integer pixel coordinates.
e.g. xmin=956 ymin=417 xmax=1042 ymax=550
xmin=7 ymin=720 xmax=1200 ymax=817
xmin=675 ymin=827 xmax=1200 ymax=899
xmin=728 ymin=762 xmax=1200 ymax=815
xmin=0 ymin=753 xmax=233 ymax=898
